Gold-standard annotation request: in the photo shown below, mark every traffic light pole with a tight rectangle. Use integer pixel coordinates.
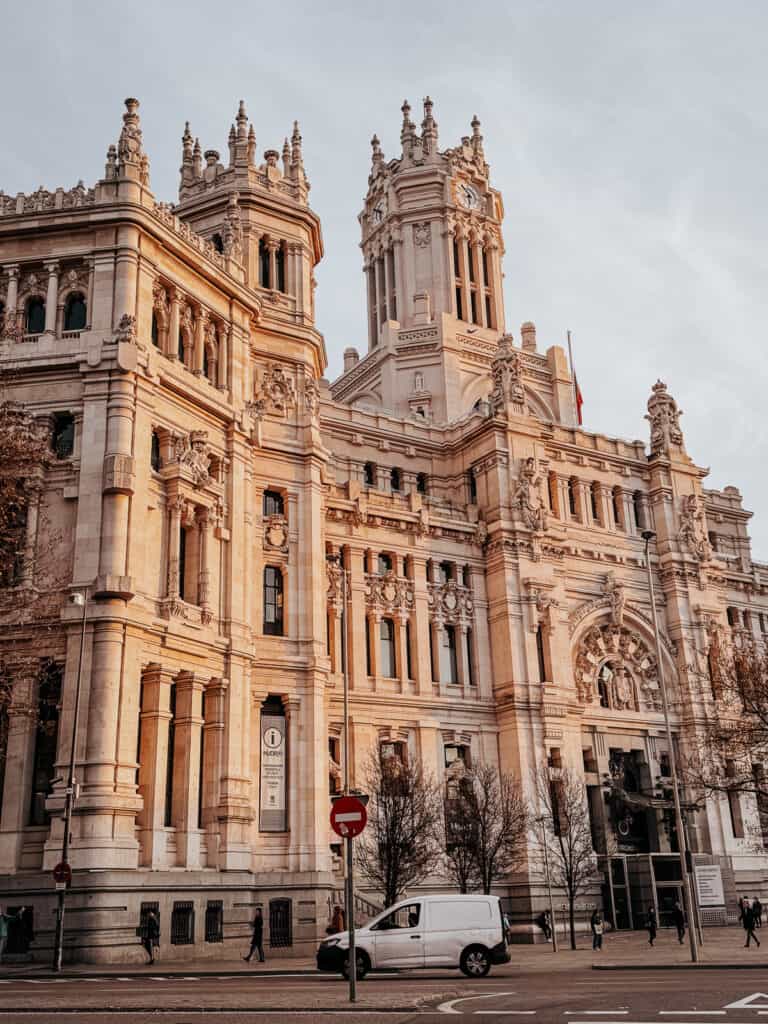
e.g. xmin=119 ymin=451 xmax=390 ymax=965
xmin=340 ymin=560 xmax=356 ymax=1003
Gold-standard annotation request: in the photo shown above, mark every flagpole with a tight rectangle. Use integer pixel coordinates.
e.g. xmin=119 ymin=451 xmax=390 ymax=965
xmin=567 ymin=330 xmax=579 ymax=425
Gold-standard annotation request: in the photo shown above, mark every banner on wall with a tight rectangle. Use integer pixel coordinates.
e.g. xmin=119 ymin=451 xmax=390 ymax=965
xmin=260 ymin=712 xmax=287 ymax=832
xmin=694 ymin=864 xmax=725 ymax=907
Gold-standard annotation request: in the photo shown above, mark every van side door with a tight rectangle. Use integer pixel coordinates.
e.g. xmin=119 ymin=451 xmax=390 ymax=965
xmin=371 ymin=902 xmax=425 ymax=968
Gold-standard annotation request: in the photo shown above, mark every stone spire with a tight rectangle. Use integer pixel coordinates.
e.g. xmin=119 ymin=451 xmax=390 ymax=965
xmin=228 ymin=124 xmax=236 ymax=166
xmin=247 ymin=123 xmax=256 ymax=166
xmin=181 ymin=122 xmax=194 ymax=186
xmin=236 ymin=99 xmax=248 ymax=140
xmin=282 ymin=137 xmax=291 ymax=176
xmin=290 ymin=120 xmax=306 ymax=187
xmin=192 ymin=137 xmax=202 ymax=180
xmin=400 ymin=99 xmax=417 ymax=152
xmin=645 ymin=380 xmax=686 ymax=457
xmin=471 ymin=114 xmax=484 ymax=157
xmin=116 ymin=97 xmax=149 ymax=184
xmin=232 ymin=100 xmax=251 ymax=165
xmin=421 ymin=96 xmax=438 ymax=154
xmin=370 ymin=133 xmax=384 ymax=171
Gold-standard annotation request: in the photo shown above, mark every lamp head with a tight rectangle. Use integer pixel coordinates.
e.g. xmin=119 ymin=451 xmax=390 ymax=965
xmin=69 ymin=591 xmax=85 ymax=606
xmin=641 ymin=530 xmax=657 ymax=542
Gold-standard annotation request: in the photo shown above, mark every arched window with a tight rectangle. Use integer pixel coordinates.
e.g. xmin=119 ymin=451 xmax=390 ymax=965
xmin=212 ymin=233 xmax=224 ymax=254
xmin=151 ymin=312 xmax=160 ymax=347
xmin=390 ymin=467 xmax=402 ymax=492
xmin=263 ymin=490 xmax=284 ymax=517
xmin=151 ymin=431 xmax=162 ymax=472
xmin=363 ymin=462 xmax=375 ymax=486
xmin=25 ymin=297 xmax=45 ymax=335
xmin=64 ymin=292 xmax=87 ymax=331
xmin=568 ymin=478 xmax=578 ymax=518
xmin=263 ymin=566 xmax=284 ymax=636
xmin=380 ymin=617 xmax=396 ymax=678
xmin=416 ymin=472 xmax=428 ymax=494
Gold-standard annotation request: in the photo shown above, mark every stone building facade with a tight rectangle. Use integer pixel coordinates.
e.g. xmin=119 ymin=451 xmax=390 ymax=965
xmin=0 ymin=96 xmax=767 ymax=962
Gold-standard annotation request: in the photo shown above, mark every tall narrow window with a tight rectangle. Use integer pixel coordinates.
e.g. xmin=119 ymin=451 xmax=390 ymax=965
xmin=164 ymin=682 xmax=176 ymax=827
xmin=536 ymin=625 xmax=547 ymax=683
xmin=453 ymin=240 xmax=460 ymax=277
xmin=178 ymin=525 xmax=187 ymax=601
xmin=25 ymin=297 xmax=45 ymax=335
xmin=365 ymin=618 xmax=372 ymax=675
xmin=455 ymin=287 xmax=463 ymax=321
xmin=387 ymin=249 xmax=397 ymax=320
xmin=177 ymin=330 xmax=185 ymax=361
xmin=259 ymin=238 xmax=270 ymax=288
xmin=64 ymin=293 xmax=87 ymax=331
xmin=568 ymin=478 xmax=577 ymax=518
xmin=632 ymin=491 xmax=644 ymax=531
xmin=444 ymin=625 xmax=458 ymax=684
xmin=276 ymin=244 xmax=285 ymax=292
xmin=151 ymin=431 xmax=162 ymax=472
xmin=29 ymin=663 xmax=61 ymax=826
xmin=485 ymin=294 xmax=492 ymax=328
xmin=466 ymin=628 xmax=476 ymax=686
xmin=405 ymin=621 xmax=413 ymax=680
xmin=377 ymin=553 xmax=392 ymax=575
xmin=263 ymin=490 xmax=284 ymax=516
xmin=612 ymin=487 xmax=623 ymax=529
xmin=470 ymin=291 xmax=478 ymax=324
xmin=481 ymin=249 xmax=489 ymax=286
xmin=416 ymin=472 xmax=428 ymax=494
xmin=590 ymin=482 xmax=600 ymax=523
xmin=547 ymin=473 xmax=557 ymax=514
xmin=52 ymin=413 xmax=75 ymax=459
xmin=390 ymin=467 xmax=401 ymax=492
xmin=263 ymin=566 xmax=284 ymax=636
xmin=364 ymin=462 xmax=375 ymax=486
xmin=151 ymin=312 xmax=160 ymax=347
xmin=468 ymin=469 xmax=477 ymax=503
xmin=380 ymin=618 xmax=396 ymax=678
xmin=197 ymin=690 xmax=206 ymax=829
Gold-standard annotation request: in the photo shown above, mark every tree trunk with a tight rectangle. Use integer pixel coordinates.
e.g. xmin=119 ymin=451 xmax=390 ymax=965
xmin=569 ymin=896 xmax=577 ymax=950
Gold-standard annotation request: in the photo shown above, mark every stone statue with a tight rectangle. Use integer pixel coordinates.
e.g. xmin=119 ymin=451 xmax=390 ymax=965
xmin=513 ymin=456 xmax=547 ymax=532
xmin=645 ymin=380 xmax=684 ymax=456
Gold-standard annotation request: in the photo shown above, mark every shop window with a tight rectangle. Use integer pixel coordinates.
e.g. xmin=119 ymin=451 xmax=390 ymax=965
xmin=52 ymin=413 xmax=74 ymax=459
xmin=25 ymin=297 xmax=45 ymax=335
xmin=28 ymin=662 xmax=61 ymax=826
xmin=170 ymin=901 xmax=195 ymax=945
xmin=63 ymin=292 xmax=87 ymax=332
xmin=263 ymin=566 xmax=284 ymax=636
xmin=380 ymin=617 xmax=396 ymax=678
xmin=263 ymin=490 xmax=284 ymax=516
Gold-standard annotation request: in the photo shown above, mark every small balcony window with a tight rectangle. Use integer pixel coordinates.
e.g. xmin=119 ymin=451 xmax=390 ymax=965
xmin=63 ymin=293 xmax=87 ymax=332
xmin=25 ymin=297 xmax=45 ymax=335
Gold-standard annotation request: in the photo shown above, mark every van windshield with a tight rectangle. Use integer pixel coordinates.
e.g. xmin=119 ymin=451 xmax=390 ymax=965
xmin=371 ymin=903 xmax=421 ymax=930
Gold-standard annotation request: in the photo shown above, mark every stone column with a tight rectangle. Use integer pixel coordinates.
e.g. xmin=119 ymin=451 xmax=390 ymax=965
xmin=395 ymin=612 xmax=409 ymax=686
xmin=20 ymin=480 xmax=42 ymax=586
xmin=137 ymin=663 xmax=174 ymax=867
xmin=267 ymin=239 xmax=278 ymax=290
xmin=367 ymin=611 xmax=381 ymax=683
xmin=622 ymin=491 xmax=636 ymax=536
xmin=392 ymin=240 xmax=404 ymax=321
xmin=374 ymin=257 xmax=385 ymax=342
xmin=197 ymin=507 xmax=213 ymax=622
xmin=173 ymin=671 xmax=205 ymax=867
xmin=4 ymin=264 xmax=19 ymax=322
xmin=167 ymin=497 xmax=183 ymax=600
xmin=43 ymin=261 xmax=59 ymax=334
xmin=382 ymin=246 xmax=392 ymax=324
xmin=193 ymin=308 xmax=206 ymax=375
xmin=575 ymin=480 xmax=591 ymax=525
xmin=168 ymin=288 xmax=181 ymax=360
xmin=284 ymin=697 xmax=301 ymax=859
xmin=217 ymin=324 xmax=229 ymax=390
xmin=459 ymin=237 xmax=471 ymax=323
xmin=348 ymin=547 xmax=367 ymax=691
xmin=431 ymin=621 xmax=444 ymax=693
xmin=0 ymin=673 xmax=37 ymax=872
xmin=201 ymin=677 xmax=228 ymax=846
xmin=113 ymin=226 xmax=139 ymax=329
xmin=599 ymin=485 xmax=615 ymax=531
xmin=96 ymin=376 xmax=134 ymax=593
xmin=472 ymin=239 xmax=486 ymax=326
xmin=487 ymin=239 xmax=503 ymax=330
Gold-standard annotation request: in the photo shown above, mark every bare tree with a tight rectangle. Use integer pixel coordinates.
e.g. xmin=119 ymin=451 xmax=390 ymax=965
xmin=445 ymin=762 xmax=529 ymax=895
xmin=535 ymin=765 xmax=597 ymax=949
xmin=356 ymin=750 xmax=444 ymax=908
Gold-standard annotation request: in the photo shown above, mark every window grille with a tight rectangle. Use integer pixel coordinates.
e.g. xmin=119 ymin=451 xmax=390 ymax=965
xmin=205 ymin=900 xmax=223 ymax=943
xmin=137 ymin=902 xmax=160 ymax=939
xmin=269 ymin=898 xmax=292 ymax=948
xmin=171 ymin=901 xmax=195 ymax=945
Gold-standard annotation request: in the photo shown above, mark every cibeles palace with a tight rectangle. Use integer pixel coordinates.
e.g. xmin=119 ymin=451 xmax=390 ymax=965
xmin=1 ymin=96 xmax=767 ymax=961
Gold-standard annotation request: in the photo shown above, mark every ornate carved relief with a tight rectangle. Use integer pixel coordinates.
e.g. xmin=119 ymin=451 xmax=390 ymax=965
xmin=254 ymin=363 xmax=296 ymax=416
xmin=365 ymin=572 xmax=414 ymax=619
xmin=114 ymin=313 xmax=137 ymax=344
xmin=645 ymin=380 xmax=684 ymax=456
xmin=171 ymin=430 xmax=211 ymax=486
xmin=263 ymin=514 xmax=288 ymax=553
xmin=603 ymin=573 xmax=626 ymax=626
xmin=413 ymin=222 xmax=431 ymax=247
xmin=490 ymin=334 xmax=526 ymax=413
xmin=513 ymin=457 xmax=547 ymax=532
xmin=304 ymin=375 xmax=320 ymax=417
xmin=428 ymin=580 xmax=473 ymax=626
xmin=679 ymin=494 xmax=712 ymax=562
xmin=574 ymin=623 xmax=663 ymax=712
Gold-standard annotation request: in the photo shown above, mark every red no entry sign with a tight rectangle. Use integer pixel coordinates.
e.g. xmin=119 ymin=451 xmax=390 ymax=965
xmin=330 ymin=795 xmax=368 ymax=838
xmin=52 ymin=861 xmax=72 ymax=886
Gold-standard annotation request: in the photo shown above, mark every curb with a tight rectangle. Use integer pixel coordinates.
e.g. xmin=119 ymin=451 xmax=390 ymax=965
xmin=0 ymin=968 xmax=323 ymax=980
xmin=0 ymin=1008 xmax=417 ymax=1015
xmin=593 ymin=962 xmax=768 ymax=970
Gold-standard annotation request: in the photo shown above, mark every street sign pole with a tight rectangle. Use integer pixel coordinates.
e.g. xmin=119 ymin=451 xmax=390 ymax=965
xmin=340 ymin=560 xmax=356 ymax=1003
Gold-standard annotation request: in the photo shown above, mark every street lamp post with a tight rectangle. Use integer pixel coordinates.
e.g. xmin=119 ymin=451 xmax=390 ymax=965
xmin=642 ymin=531 xmax=699 ymax=963
xmin=536 ymin=815 xmax=558 ymax=952
xmin=52 ymin=589 xmax=88 ymax=972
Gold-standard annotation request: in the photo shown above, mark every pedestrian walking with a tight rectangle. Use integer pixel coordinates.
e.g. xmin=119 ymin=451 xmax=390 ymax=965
xmin=590 ymin=909 xmax=604 ymax=951
xmin=672 ymin=901 xmax=686 ymax=945
xmin=752 ymin=897 xmax=763 ymax=929
xmin=327 ymin=905 xmax=345 ymax=935
xmin=743 ymin=901 xmax=761 ymax=948
xmin=0 ymin=905 xmax=25 ymax=963
xmin=646 ymin=905 xmax=657 ymax=947
xmin=243 ymin=907 xmax=265 ymax=963
xmin=140 ymin=909 xmax=159 ymax=965
xmin=536 ymin=909 xmax=552 ymax=941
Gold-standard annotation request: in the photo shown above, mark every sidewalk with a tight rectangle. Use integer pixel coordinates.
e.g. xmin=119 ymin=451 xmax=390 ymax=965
xmin=0 ymin=926 xmax=764 ymax=978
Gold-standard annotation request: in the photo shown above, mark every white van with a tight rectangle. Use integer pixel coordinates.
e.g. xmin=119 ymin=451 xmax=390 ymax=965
xmin=316 ymin=894 xmax=510 ymax=979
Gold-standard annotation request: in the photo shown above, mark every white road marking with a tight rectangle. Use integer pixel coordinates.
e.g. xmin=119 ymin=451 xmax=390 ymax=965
xmin=438 ymin=991 xmax=518 ymax=1014
xmin=476 ymin=1012 xmax=535 ymax=1016
xmin=724 ymin=996 xmax=768 ymax=1010
xmin=565 ymin=1013 xmax=628 ymax=1016
xmin=660 ymin=1013 xmax=725 ymax=1016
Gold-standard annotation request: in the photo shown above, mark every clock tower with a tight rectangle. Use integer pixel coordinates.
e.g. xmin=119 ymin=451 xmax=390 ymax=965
xmin=331 ymin=98 xmax=507 ymax=423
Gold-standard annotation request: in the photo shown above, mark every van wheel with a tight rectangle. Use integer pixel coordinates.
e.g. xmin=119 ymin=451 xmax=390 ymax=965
xmin=460 ymin=945 xmax=491 ymax=978
xmin=341 ymin=950 xmax=369 ymax=981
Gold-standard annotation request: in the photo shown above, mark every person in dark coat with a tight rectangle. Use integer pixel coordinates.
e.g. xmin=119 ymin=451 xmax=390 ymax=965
xmin=243 ymin=907 xmax=265 ymax=963
xmin=646 ymin=905 xmax=657 ymax=946
xmin=536 ymin=909 xmax=552 ymax=941
xmin=140 ymin=910 xmax=159 ymax=964
xmin=752 ymin=897 xmax=763 ymax=929
xmin=743 ymin=901 xmax=761 ymax=948
xmin=590 ymin=909 xmax=604 ymax=951
xmin=672 ymin=901 xmax=686 ymax=945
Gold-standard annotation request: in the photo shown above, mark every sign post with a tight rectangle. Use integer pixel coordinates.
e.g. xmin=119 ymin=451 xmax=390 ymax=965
xmin=331 ymin=794 xmax=368 ymax=1002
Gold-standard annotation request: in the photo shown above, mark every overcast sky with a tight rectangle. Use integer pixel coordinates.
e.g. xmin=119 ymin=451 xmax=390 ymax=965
xmin=2 ymin=2 xmax=766 ymax=555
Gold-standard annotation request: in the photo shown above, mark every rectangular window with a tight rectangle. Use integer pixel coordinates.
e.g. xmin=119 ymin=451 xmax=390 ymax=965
xmin=269 ymin=898 xmax=292 ymax=948
xmin=52 ymin=413 xmax=75 ymax=459
xmin=470 ymin=290 xmax=478 ymax=324
xmin=178 ymin=526 xmax=187 ymax=601
xmin=453 ymin=240 xmax=460 ymax=277
xmin=485 ymin=294 xmax=492 ymax=328
xmin=205 ymin=900 xmax=223 ymax=943
xmin=171 ymin=901 xmax=195 ymax=945
xmin=455 ymin=287 xmax=463 ymax=321
xmin=276 ymin=245 xmax=285 ymax=292
xmin=263 ymin=490 xmax=284 ymax=517
xmin=29 ymin=664 xmax=61 ymax=826
xmin=536 ymin=625 xmax=547 ymax=683
xmin=263 ymin=566 xmax=284 ymax=636
xmin=481 ymin=249 xmax=489 ymax=286
xmin=466 ymin=628 xmax=475 ymax=686
xmin=380 ymin=618 xmax=396 ymax=679
xmin=468 ymin=469 xmax=478 ymax=503
xmin=726 ymin=760 xmax=745 ymax=838
xmin=405 ymin=621 xmax=413 ymax=680
xmin=164 ymin=682 xmax=176 ymax=828
xmin=444 ymin=624 xmax=459 ymax=684
xmin=366 ymin=617 xmax=372 ymax=675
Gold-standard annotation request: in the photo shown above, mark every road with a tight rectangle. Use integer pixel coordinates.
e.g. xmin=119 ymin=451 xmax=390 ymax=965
xmin=2 ymin=966 xmax=768 ymax=1023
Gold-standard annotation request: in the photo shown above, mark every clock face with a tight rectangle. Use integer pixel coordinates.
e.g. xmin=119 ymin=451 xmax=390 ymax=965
xmin=458 ymin=183 xmax=480 ymax=210
xmin=372 ymin=199 xmax=386 ymax=224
